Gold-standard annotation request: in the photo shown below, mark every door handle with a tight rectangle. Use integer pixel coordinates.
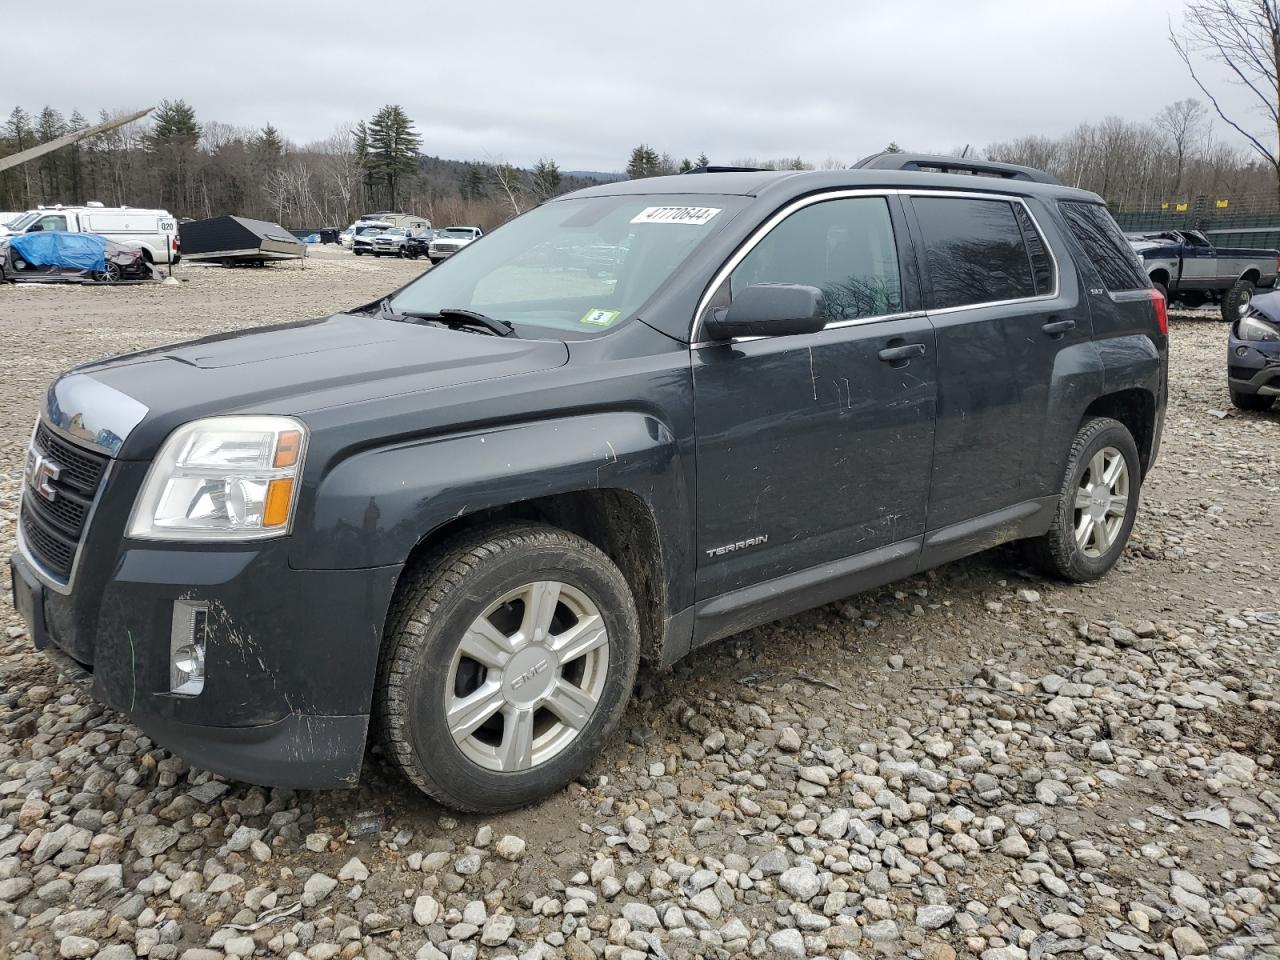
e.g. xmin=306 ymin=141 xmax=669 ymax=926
xmin=878 ymin=343 xmax=926 ymax=363
xmin=1041 ymin=319 xmax=1076 ymax=337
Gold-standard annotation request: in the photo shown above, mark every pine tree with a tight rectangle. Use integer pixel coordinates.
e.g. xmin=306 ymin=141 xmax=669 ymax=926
xmin=884 ymin=141 xmax=904 ymax=154
xmin=678 ymin=157 xmax=693 ymax=173
xmin=460 ymin=164 xmax=487 ymax=201
xmin=256 ymin=124 xmax=284 ymax=157
xmin=148 ymin=100 xmax=200 ymax=214
xmin=531 ymin=157 xmax=562 ymax=201
xmin=364 ymin=105 xmax=421 ymax=209
xmin=36 ymin=107 xmax=67 ymax=200
xmin=627 ymin=144 xmax=662 ymax=179
xmin=150 ymin=99 xmax=200 ymax=147
xmin=68 ymin=111 xmax=87 ymax=202
xmin=696 ymin=152 xmax=710 ymax=168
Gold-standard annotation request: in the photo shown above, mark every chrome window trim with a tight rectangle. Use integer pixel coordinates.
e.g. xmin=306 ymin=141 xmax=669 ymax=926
xmin=692 ymin=310 xmax=928 ymax=348
xmin=689 ymin=187 xmax=1062 ymax=343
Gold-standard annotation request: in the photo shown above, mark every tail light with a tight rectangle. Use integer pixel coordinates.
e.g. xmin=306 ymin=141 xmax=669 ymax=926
xmin=172 ymin=235 xmax=180 ymax=251
xmin=1148 ymin=287 xmax=1168 ymax=336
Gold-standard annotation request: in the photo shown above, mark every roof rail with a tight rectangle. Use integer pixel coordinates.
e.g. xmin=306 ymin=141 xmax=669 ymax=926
xmin=683 ymin=165 xmax=769 ymax=174
xmin=851 ymin=152 xmax=1060 ymax=185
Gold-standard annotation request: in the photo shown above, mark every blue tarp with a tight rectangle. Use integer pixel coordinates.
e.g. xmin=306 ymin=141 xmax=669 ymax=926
xmin=9 ymin=232 xmax=107 ymax=273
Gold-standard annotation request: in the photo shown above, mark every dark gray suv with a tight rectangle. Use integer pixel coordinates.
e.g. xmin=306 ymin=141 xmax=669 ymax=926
xmin=10 ymin=154 xmax=1168 ymax=811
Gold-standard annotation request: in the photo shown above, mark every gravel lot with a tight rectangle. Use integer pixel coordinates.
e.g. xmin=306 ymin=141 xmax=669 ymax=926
xmin=0 ymin=252 xmax=1276 ymax=960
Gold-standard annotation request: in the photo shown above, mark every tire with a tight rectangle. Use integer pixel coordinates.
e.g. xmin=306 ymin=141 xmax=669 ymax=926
xmin=378 ymin=523 xmax=641 ymax=812
xmin=353 ymin=249 xmax=363 ymax=256
xmin=1230 ymin=389 xmax=1276 ymax=412
xmin=1024 ymin=417 xmax=1141 ymax=582
xmin=96 ymin=262 xmax=123 ymax=283
xmin=1223 ymin=277 xmax=1256 ymax=322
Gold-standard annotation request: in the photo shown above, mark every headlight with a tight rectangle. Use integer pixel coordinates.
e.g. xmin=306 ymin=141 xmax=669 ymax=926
xmin=1237 ymin=314 xmax=1280 ymax=342
xmin=128 ymin=415 xmax=307 ymax=541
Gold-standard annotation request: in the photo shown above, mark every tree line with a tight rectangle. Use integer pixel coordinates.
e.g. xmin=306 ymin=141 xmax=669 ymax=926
xmin=622 ymin=97 xmax=1278 ymax=212
xmin=0 ymin=100 xmax=589 ymax=230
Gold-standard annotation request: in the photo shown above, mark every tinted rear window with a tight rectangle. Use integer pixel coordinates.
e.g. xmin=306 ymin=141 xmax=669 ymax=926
xmin=913 ymin=197 xmax=1038 ymax=309
xmin=1058 ymin=201 xmax=1148 ymax=292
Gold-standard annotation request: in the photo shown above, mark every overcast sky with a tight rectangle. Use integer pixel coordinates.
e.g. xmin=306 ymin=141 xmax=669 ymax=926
xmin=4 ymin=0 xmax=1268 ymax=172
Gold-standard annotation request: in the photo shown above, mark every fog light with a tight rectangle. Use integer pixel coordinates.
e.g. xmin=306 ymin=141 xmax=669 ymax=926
xmin=1236 ymin=345 xmax=1250 ymax=357
xmin=170 ymin=600 xmax=208 ymax=695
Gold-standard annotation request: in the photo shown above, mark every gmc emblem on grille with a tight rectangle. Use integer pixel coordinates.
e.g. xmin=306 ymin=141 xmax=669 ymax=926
xmin=25 ymin=448 xmax=62 ymax=502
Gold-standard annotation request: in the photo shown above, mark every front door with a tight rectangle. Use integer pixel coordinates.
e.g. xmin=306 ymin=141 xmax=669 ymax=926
xmin=692 ymin=193 xmax=937 ymax=602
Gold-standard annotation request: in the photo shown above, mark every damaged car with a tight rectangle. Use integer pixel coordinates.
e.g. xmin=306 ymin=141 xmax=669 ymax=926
xmin=10 ymin=154 xmax=1167 ymax=811
xmin=1 ymin=232 xmax=151 ymax=284
xmin=1228 ymin=289 xmax=1280 ymax=412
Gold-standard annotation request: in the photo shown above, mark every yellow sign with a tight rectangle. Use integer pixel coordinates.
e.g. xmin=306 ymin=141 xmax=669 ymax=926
xmin=1161 ymin=202 xmax=1169 ymax=210
xmin=1215 ymin=199 xmax=1229 ymax=208
xmin=1175 ymin=202 xmax=1189 ymax=212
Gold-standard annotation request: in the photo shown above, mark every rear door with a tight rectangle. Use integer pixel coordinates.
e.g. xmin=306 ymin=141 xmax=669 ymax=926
xmin=907 ymin=192 xmax=1081 ymax=535
xmin=693 ymin=192 xmax=936 ymax=600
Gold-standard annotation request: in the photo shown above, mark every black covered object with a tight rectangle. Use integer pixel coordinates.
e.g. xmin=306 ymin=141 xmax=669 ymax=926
xmin=178 ymin=216 xmax=305 ymax=262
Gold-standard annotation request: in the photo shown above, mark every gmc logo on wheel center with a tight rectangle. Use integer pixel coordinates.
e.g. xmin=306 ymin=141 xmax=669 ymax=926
xmin=24 ymin=448 xmax=62 ymax=502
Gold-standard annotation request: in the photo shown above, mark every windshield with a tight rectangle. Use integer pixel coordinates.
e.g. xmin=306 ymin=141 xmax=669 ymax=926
xmin=390 ymin=194 xmax=743 ymax=337
xmin=441 ymin=228 xmax=476 ymax=238
xmin=4 ymin=212 xmax=37 ymax=231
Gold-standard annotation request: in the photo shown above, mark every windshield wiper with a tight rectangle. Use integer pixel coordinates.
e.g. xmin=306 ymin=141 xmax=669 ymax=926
xmin=378 ymin=299 xmax=515 ymax=337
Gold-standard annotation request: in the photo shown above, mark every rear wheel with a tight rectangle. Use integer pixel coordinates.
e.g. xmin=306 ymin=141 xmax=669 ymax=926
xmin=1230 ymin=389 xmax=1276 ymax=412
xmin=1025 ymin=417 xmax=1140 ymax=582
xmin=354 ymin=249 xmax=363 ymax=256
xmin=378 ymin=524 xmax=640 ymax=812
xmin=96 ymin=262 xmax=123 ymax=283
xmin=1223 ymin=277 xmax=1256 ymax=322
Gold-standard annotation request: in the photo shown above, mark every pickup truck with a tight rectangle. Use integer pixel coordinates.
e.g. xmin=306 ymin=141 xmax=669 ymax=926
xmin=1128 ymin=229 xmax=1279 ymax=321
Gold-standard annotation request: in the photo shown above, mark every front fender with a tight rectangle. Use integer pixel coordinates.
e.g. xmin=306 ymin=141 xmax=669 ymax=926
xmin=292 ymin=411 xmax=686 ymax=573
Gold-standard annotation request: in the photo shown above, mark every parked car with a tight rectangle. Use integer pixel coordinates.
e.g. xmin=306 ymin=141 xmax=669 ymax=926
xmin=0 ymin=232 xmax=151 ymax=283
xmin=0 ymin=202 xmax=181 ymax=265
xmin=371 ymin=228 xmax=411 ymax=258
xmin=10 ymin=155 xmax=1168 ymax=812
xmin=1127 ymin=228 xmax=1279 ymax=321
xmin=338 ymin=228 xmax=354 ymax=248
xmin=404 ymin=230 xmax=435 ymax=260
xmin=1227 ymin=289 xmax=1280 ymax=411
xmin=428 ymin=226 xmax=483 ymax=263
xmin=351 ymin=222 xmax=391 ymax=256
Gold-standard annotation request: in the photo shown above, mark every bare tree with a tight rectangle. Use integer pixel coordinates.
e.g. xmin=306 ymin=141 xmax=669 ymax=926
xmin=1155 ymin=98 xmax=1208 ymax=194
xmin=1170 ymin=0 xmax=1280 ymax=195
xmin=490 ymin=160 xmax=526 ymax=215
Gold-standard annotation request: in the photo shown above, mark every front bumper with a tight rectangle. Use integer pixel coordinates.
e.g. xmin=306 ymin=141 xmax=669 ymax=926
xmin=1227 ymin=335 xmax=1280 ymax=395
xmin=10 ymin=466 xmax=402 ymax=788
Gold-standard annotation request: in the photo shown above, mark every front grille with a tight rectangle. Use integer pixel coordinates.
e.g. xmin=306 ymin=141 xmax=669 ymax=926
xmin=21 ymin=426 xmax=110 ymax=581
xmin=34 ymin=424 xmax=107 ymax=493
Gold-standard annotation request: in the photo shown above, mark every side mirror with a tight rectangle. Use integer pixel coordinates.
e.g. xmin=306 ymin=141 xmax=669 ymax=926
xmin=702 ymin=283 xmax=828 ymax=340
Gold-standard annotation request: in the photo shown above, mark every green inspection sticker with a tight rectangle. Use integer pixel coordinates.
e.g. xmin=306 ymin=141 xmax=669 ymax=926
xmin=580 ymin=308 xmax=621 ymax=327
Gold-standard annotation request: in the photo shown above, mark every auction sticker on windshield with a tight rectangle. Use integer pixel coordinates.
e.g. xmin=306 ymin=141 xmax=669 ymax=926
xmin=580 ymin=308 xmax=621 ymax=327
xmin=630 ymin=206 xmax=721 ymax=226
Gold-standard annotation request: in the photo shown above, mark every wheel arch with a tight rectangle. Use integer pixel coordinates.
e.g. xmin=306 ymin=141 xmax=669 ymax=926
xmin=1241 ymin=267 xmax=1261 ymax=284
xmin=1080 ymin=388 xmax=1156 ymax=478
xmin=1148 ymin=267 xmax=1171 ymax=288
xmin=398 ymin=489 xmax=668 ymax=664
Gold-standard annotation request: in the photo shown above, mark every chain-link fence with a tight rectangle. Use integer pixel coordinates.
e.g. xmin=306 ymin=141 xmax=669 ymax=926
xmin=1110 ymin=192 xmax=1280 ymax=249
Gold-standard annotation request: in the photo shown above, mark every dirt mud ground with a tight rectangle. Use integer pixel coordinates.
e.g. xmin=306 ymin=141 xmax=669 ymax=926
xmin=0 ymin=250 xmax=1275 ymax=960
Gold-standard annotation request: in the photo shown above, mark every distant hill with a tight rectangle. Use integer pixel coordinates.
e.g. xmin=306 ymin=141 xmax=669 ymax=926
xmin=564 ymin=170 xmax=626 ymax=183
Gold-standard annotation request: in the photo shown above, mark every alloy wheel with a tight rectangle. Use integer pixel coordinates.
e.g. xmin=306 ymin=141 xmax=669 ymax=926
xmin=1073 ymin=446 xmax=1129 ymax=558
xmin=444 ymin=580 xmax=609 ymax=772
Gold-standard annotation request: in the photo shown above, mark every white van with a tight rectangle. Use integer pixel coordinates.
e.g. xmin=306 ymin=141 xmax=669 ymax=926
xmin=0 ymin=202 xmax=181 ymax=265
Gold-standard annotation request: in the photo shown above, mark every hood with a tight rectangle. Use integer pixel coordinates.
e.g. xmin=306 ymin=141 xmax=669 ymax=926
xmin=54 ymin=311 xmax=569 ymax=459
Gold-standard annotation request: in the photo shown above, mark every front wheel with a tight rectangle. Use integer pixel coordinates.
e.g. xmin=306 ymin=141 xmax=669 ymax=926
xmin=378 ymin=524 xmax=640 ymax=812
xmin=1231 ymin=389 xmax=1276 ymax=412
xmin=1025 ymin=417 xmax=1141 ymax=582
xmin=1223 ymin=277 xmax=1256 ymax=322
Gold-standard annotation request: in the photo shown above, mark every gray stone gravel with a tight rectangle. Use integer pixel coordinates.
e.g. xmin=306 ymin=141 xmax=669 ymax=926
xmin=0 ymin=271 xmax=1277 ymax=958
